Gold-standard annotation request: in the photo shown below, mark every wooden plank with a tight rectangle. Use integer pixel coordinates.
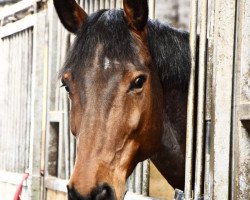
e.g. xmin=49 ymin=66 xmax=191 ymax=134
xmin=28 ymin=10 xmax=46 ymax=199
xmin=45 ymin=176 xmax=68 ymax=193
xmin=210 ymin=0 xmax=236 ymax=199
xmin=124 ymin=192 xmax=159 ymax=200
xmin=0 ymin=14 xmax=35 ymax=38
xmin=0 ymin=0 xmax=37 ymax=19
xmin=0 ymin=170 xmax=28 ymax=186
xmin=48 ymin=111 xmax=64 ymax=123
xmin=46 ymin=189 xmax=67 ymax=200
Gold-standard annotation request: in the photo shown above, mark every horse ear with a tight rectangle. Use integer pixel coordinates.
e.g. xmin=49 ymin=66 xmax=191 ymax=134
xmin=123 ymin=0 xmax=149 ymax=32
xmin=53 ymin=0 xmax=87 ymax=34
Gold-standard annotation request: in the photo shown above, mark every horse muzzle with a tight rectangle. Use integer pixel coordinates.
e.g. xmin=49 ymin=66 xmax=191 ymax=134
xmin=67 ymin=183 xmax=117 ymax=200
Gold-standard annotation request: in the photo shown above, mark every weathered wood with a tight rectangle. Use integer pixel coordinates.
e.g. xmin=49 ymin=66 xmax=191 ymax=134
xmin=45 ymin=176 xmax=68 ymax=193
xmin=47 ymin=189 xmax=67 ymax=200
xmin=28 ymin=10 xmax=46 ymax=200
xmin=124 ymin=192 xmax=159 ymax=200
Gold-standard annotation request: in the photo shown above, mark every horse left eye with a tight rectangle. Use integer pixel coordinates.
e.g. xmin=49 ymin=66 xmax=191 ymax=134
xmin=130 ymin=75 xmax=147 ymax=91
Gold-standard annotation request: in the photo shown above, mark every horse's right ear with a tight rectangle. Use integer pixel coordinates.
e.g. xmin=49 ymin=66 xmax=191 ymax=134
xmin=53 ymin=0 xmax=87 ymax=34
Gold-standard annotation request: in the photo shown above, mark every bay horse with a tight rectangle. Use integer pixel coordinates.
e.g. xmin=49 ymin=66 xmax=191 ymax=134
xmin=54 ymin=0 xmax=190 ymax=199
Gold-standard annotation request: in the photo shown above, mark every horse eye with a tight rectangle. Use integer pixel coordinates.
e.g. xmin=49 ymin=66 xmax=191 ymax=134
xmin=61 ymin=82 xmax=70 ymax=93
xmin=65 ymin=86 xmax=70 ymax=93
xmin=130 ymin=75 xmax=147 ymax=91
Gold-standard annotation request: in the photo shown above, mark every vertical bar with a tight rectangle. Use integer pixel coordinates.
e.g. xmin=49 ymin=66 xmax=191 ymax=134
xmin=210 ymin=0 xmax=236 ymax=199
xmin=115 ymin=0 xmax=121 ymax=9
xmin=0 ymin=37 xmax=2 ymax=170
xmin=110 ymin=0 xmax=115 ymax=9
xmin=63 ymin=34 xmax=71 ymax=179
xmin=89 ymin=0 xmax=94 ymax=13
xmin=19 ymin=31 xmax=24 ymax=172
xmin=86 ymin=0 xmax=90 ymax=13
xmin=26 ymin=28 xmax=33 ymax=170
xmin=105 ymin=0 xmax=110 ymax=9
xmin=194 ymin=0 xmax=208 ymax=198
xmin=29 ymin=11 xmax=46 ymax=199
xmin=204 ymin=121 xmax=211 ymax=199
xmin=142 ymin=160 xmax=149 ymax=196
xmin=204 ymin=0 xmax=215 ymax=197
xmin=149 ymin=0 xmax=155 ymax=19
xmin=127 ymin=169 xmax=136 ymax=193
xmin=11 ymin=34 xmax=15 ymax=172
xmin=100 ymin=0 xmax=105 ymax=10
xmin=94 ymin=0 xmax=99 ymax=11
xmin=184 ymin=0 xmax=198 ymax=199
xmin=232 ymin=1 xmax=250 ymax=200
xmin=23 ymin=29 xmax=28 ymax=171
xmin=79 ymin=0 xmax=84 ymax=8
xmin=134 ymin=163 xmax=142 ymax=194
xmin=40 ymin=14 xmax=49 ymax=200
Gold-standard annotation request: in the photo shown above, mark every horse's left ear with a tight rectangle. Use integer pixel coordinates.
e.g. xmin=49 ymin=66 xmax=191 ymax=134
xmin=123 ymin=0 xmax=149 ymax=32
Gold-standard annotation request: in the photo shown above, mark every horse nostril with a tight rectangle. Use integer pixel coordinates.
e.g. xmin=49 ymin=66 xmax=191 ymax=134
xmin=67 ymin=185 xmax=86 ymax=200
xmin=91 ymin=183 xmax=116 ymax=200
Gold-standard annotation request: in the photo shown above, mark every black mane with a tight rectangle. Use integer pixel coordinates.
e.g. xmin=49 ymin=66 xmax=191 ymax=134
xmin=61 ymin=9 xmax=190 ymax=90
xmin=148 ymin=21 xmax=191 ymax=90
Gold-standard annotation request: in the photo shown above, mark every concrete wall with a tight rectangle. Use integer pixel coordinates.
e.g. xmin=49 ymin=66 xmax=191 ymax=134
xmin=155 ymin=0 xmax=190 ymax=30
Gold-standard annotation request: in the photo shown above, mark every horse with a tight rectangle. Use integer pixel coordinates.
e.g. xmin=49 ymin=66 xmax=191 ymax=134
xmin=53 ymin=0 xmax=191 ymax=199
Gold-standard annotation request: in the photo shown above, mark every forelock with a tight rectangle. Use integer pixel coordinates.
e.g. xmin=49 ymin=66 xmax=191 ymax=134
xmin=60 ymin=9 xmax=138 ymax=78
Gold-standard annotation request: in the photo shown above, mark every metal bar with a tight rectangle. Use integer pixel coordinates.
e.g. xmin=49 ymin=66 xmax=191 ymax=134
xmin=184 ymin=0 xmax=198 ymax=198
xmin=194 ymin=0 xmax=208 ymax=198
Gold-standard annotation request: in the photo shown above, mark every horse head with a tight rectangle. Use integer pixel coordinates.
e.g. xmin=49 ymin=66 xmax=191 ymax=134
xmin=54 ymin=0 xmax=164 ymax=199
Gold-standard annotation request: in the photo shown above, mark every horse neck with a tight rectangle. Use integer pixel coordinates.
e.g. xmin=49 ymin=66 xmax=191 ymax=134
xmin=148 ymin=21 xmax=190 ymax=189
xmin=162 ymin=87 xmax=187 ymax=155
xmin=147 ymin=20 xmax=190 ymax=158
